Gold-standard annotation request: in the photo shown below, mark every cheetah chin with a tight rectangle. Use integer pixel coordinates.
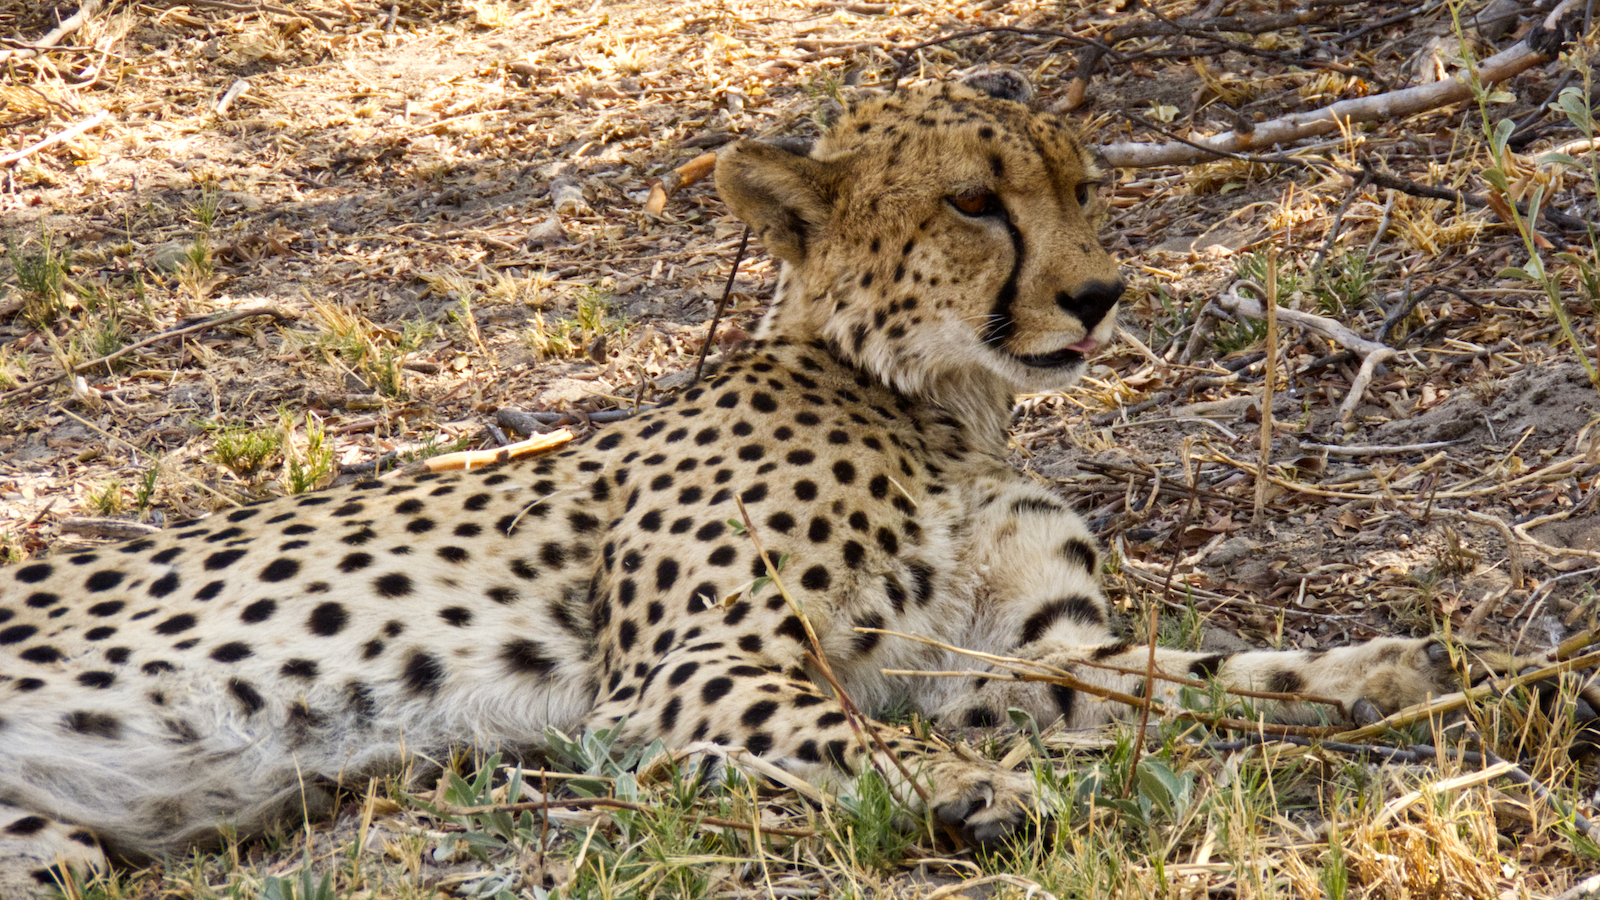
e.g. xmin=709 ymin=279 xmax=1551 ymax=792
xmin=4 ymin=66 xmax=1597 ymax=896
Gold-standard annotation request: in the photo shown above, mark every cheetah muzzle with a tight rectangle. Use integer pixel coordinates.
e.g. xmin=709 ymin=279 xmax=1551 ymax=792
xmin=2 ymin=67 xmax=1595 ymax=896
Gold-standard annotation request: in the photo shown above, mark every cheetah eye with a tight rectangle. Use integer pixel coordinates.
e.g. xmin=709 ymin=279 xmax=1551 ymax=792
xmin=949 ymin=191 xmax=1005 ymax=218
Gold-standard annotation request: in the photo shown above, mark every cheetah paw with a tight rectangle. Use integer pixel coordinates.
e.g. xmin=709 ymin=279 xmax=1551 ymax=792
xmin=924 ymin=756 xmax=1034 ymax=845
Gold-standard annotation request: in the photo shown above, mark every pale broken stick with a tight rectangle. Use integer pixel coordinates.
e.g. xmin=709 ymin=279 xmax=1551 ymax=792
xmin=1099 ymin=0 xmax=1583 ymax=168
xmin=0 ymin=109 xmax=110 ymax=167
xmin=1214 ymin=281 xmax=1396 ymax=430
xmin=0 ymin=0 xmax=101 ymax=64
xmin=388 ymin=429 xmax=575 ymax=476
xmin=643 ymin=151 xmax=718 ymax=216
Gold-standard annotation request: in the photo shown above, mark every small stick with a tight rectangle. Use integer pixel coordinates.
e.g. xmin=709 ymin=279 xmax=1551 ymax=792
xmin=1099 ymin=0 xmax=1584 ymax=168
xmin=0 ymin=0 xmax=101 ymax=63
xmin=214 ymin=79 xmax=250 ymax=116
xmin=1255 ymin=248 xmax=1278 ymax=527
xmin=0 ymin=109 xmax=110 ymax=167
xmin=0 ymin=306 xmax=290 ymax=403
xmin=1215 ymin=282 xmax=1395 ymax=429
xmin=694 ymin=227 xmax=751 ymax=382
xmin=1298 ymin=440 xmax=1463 ymax=456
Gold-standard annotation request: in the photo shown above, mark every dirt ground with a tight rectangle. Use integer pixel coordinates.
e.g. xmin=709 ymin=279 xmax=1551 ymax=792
xmin=4 ymin=0 xmax=1600 ymax=896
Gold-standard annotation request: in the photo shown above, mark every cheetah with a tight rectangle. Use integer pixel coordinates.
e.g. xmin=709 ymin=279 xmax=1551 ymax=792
xmin=1 ymin=68 xmax=1592 ymax=896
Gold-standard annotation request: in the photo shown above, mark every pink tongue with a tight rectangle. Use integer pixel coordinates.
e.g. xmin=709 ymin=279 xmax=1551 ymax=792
xmin=1066 ymin=338 xmax=1100 ymax=354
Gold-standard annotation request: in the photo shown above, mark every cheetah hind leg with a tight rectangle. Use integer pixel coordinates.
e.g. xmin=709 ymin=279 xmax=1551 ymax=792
xmin=0 ymin=805 xmax=107 ymax=900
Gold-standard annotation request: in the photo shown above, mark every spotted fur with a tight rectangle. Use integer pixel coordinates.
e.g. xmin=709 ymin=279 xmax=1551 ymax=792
xmin=0 ymin=69 xmax=1586 ymax=896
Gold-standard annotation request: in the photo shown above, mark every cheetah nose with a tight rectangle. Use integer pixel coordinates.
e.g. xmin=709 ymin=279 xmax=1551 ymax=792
xmin=1056 ymin=280 xmax=1124 ymax=333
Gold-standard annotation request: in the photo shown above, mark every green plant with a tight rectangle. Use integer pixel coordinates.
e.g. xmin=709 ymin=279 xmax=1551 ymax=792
xmin=7 ymin=228 xmax=73 ymax=326
xmin=1314 ymin=250 xmax=1377 ymax=315
xmin=210 ymin=423 xmax=284 ymax=477
xmin=261 ymin=859 xmax=338 ymax=900
xmin=284 ymin=413 xmax=335 ymax=494
xmin=134 ymin=465 xmax=160 ymax=512
xmin=88 ymin=478 xmax=125 ymax=515
xmin=1467 ymin=43 xmax=1600 ymax=387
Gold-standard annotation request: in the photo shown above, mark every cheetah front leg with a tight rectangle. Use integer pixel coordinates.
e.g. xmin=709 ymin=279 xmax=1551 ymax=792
xmin=932 ymin=484 xmax=1470 ymax=732
xmin=0 ymin=805 xmax=107 ymax=900
xmin=580 ymin=641 xmax=1032 ymax=844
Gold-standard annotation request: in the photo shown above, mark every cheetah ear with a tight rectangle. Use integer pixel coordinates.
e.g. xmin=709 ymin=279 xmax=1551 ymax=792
xmin=715 ymin=139 xmax=846 ymax=265
xmin=960 ymin=66 xmax=1037 ymax=107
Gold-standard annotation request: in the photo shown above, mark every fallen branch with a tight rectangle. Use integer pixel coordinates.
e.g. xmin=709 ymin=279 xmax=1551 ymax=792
xmin=642 ymin=151 xmax=717 ymax=215
xmin=0 ymin=306 xmax=290 ymax=403
xmin=1099 ymin=0 xmax=1583 ymax=168
xmin=164 ymin=0 xmax=335 ymax=30
xmin=0 ymin=109 xmax=110 ymax=167
xmin=0 ymin=0 xmax=101 ymax=64
xmin=1215 ymin=282 xmax=1396 ymax=429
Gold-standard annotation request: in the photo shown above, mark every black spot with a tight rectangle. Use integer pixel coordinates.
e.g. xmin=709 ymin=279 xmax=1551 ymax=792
xmin=808 ymin=517 xmax=832 ymax=542
xmin=203 ymin=549 xmax=248 ymax=570
xmin=767 ymin=512 xmax=796 ymax=533
xmin=832 ymin=460 xmax=856 ymax=484
xmin=800 ymin=566 xmax=831 ymax=591
xmin=362 ymin=640 xmax=384 ymax=659
xmin=241 ymin=599 xmax=277 ymax=623
xmin=339 ymin=552 xmax=374 ymax=573
xmin=439 ymin=606 xmax=473 ymax=627
xmin=211 ymin=642 xmax=253 ymax=663
xmin=281 ymin=659 xmax=319 ymax=679
xmin=741 ymin=700 xmax=779 ymax=728
xmin=154 ymin=613 xmax=198 ymax=635
xmin=407 ymin=517 xmax=436 ymax=534
xmin=258 ymin=558 xmax=300 ymax=583
xmin=701 ymin=676 xmax=734 ymax=703
xmin=618 ymin=619 xmax=638 ymax=651
xmin=375 ymin=573 xmax=414 ymax=597
xmin=308 ymin=602 xmax=348 ymax=636
xmin=1052 ymin=539 xmax=1096 ymax=573
xmin=395 ymin=499 xmax=424 ymax=514
xmin=228 ymin=678 xmax=264 ymax=715
xmin=194 ymin=581 xmax=225 ymax=601
xmin=656 ymin=559 xmax=679 ymax=591
xmin=1020 ymin=596 xmax=1104 ymax=644
xmin=87 ymin=600 xmax=125 ymax=617
xmin=4 ymin=817 xmax=48 ymax=836
xmin=1189 ymin=654 xmax=1229 ymax=679
xmin=1093 ymin=641 xmax=1132 ymax=660
xmin=817 ymin=711 xmax=847 ymax=728
xmin=540 ymin=542 xmax=568 ymax=569
xmin=16 ymin=678 xmax=45 ymax=691
xmin=104 ymin=647 xmax=129 ymax=664
xmin=1267 ymin=670 xmax=1306 ymax=694
xmin=77 ymin=671 xmax=116 ymax=689
xmin=841 ymin=541 xmax=865 ymax=569
xmin=85 ymin=626 xmax=116 ymax=641
xmin=82 ymin=569 xmax=127 ymax=594
xmin=502 ymin=638 xmax=556 ymax=674
xmin=596 ymin=432 xmax=623 ymax=451
xmin=64 ymin=711 xmax=121 ymax=739
xmin=402 ymin=651 xmax=446 ymax=695
xmin=141 ymin=661 xmax=175 ymax=675
xmin=775 ymin=615 xmax=808 ymax=643
xmin=148 ymin=572 xmax=181 ymax=598
xmin=14 ymin=563 xmax=52 ymax=583
xmin=0 ymin=624 xmax=38 ymax=644
xmin=708 ymin=546 xmax=737 ymax=566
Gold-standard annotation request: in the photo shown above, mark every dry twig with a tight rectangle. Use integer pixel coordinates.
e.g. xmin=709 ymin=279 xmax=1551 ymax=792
xmin=1099 ymin=0 xmax=1584 ymax=167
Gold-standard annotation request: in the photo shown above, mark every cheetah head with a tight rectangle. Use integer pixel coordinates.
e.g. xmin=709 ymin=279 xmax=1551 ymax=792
xmin=716 ymin=68 xmax=1124 ymax=406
